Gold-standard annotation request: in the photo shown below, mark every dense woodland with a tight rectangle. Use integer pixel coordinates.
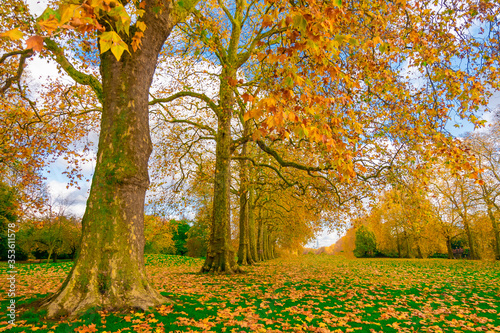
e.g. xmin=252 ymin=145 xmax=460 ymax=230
xmin=1 ymin=0 xmax=500 ymax=321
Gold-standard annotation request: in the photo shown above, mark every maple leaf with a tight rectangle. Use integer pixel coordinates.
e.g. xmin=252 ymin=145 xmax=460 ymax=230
xmin=0 ymin=28 xmax=24 ymax=40
xmin=26 ymin=36 xmax=44 ymax=52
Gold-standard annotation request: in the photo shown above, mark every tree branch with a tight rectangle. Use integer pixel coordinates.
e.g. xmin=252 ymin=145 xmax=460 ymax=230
xmin=0 ymin=49 xmax=33 ymax=95
xmin=44 ymin=38 xmax=103 ymax=103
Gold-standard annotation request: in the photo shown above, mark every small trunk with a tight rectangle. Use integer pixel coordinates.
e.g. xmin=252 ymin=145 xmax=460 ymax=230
xmin=396 ymin=228 xmax=401 ymax=258
xmin=237 ymin=186 xmax=249 ymax=265
xmin=446 ymin=236 xmax=453 ymax=259
xmin=462 ymin=215 xmax=478 ymax=259
xmin=237 ymin=126 xmax=253 ymax=266
xmin=404 ymin=231 xmax=410 ymax=258
xmin=256 ymin=216 xmax=264 ymax=261
xmin=486 ymin=204 xmax=500 ymax=260
xmin=248 ymin=184 xmax=258 ymax=262
xmin=416 ymin=241 xmax=423 ymax=259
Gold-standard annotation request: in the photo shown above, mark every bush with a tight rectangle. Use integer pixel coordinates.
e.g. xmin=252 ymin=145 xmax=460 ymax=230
xmin=353 ymin=226 xmax=377 ymax=258
xmin=429 ymin=253 xmax=448 ymax=259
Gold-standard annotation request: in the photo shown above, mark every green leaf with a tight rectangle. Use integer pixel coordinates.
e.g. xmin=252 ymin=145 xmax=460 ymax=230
xmin=293 ymin=14 xmax=307 ymax=33
xmin=39 ymin=7 xmax=61 ymax=21
xmin=334 ymin=0 xmax=342 ymax=7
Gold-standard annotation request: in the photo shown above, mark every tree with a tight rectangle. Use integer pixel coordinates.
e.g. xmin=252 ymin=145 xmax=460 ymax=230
xmin=144 ymin=215 xmax=175 ymax=254
xmin=1 ymin=0 xmax=200 ymax=318
xmin=0 ymin=182 xmax=20 ymax=261
xmin=353 ymin=225 xmax=376 ymax=258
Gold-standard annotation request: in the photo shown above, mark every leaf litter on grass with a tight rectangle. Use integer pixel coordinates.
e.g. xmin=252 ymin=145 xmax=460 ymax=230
xmin=0 ymin=255 xmax=499 ymax=332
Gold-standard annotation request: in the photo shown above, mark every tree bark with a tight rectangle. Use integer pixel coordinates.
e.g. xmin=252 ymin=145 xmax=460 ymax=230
xmin=461 ymin=213 xmax=477 ymax=259
xmin=486 ymin=203 xmax=500 ymax=260
xmin=257 ymin=214 xmax=264 ymax=261
xmin=446 ymin=236 xmax=453 ymax=259
xmin=201 ymin=66 xmax=241 ymax=273
xmin=40 ymin=5 xmax=178 ymax=317
xmin=248 ymin=185 xmax=258 ymax=262
xmin=237 ymin=124 xmax=254 ymax=266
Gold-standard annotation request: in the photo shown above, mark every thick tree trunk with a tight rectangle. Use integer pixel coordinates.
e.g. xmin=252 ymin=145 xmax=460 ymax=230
xmin=202 ymin=67 xmax=241 ymax=273
xmin=41 ymin=11 xmax=175 ymax=317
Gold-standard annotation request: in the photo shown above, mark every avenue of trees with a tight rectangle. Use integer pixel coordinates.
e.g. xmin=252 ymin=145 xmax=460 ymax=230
xmin=1 ymin=0 xmax=499 ymax=319
xmin=332 ymin=117 xmax=500 ymax=261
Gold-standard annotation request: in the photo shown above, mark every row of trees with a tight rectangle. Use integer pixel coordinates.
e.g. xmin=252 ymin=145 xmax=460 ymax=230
xmin=340 ymin=117 xmax=500 ymax=260
xmin=1 ymin=0 xmax=499 ymax=319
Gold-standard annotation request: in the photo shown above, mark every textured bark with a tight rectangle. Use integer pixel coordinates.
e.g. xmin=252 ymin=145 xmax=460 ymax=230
xmin=40 ymin=4 xmax=177 ymax=318
xmin=257 ymin=215 xmax=264 ymax=261
xmin=237 ymin=125 xmax=253 ymax=266
xmin=446 ymin=237 xmax=454 ymax=259
xmin=461 ymin=213 xmax=478 ymax=259
xmin=201 ymin=65 xmax=241 ymax=274
xmin=486 ymin=204 xmax=500 ymax=260
xmin=248 ymin=186 xmax=258 ymax=263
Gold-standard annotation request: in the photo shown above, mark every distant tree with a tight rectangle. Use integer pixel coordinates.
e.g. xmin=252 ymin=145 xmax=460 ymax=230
xmin=170 ymin=220 xmax=190 ymax=256
xmin=144 ymin=215 xmax=175 ymax=254
xmin=0 ymin=182 xmax=25 ymax=260
xmin=354 ymin=226 xmax=377 ymax=258
xmin=0 ymin=182 xmax=18 ymax=230
xmin=18 ymin=215 xmax=81 ymax=262
xmin=186 ymin=219 xmax=209 ymax=258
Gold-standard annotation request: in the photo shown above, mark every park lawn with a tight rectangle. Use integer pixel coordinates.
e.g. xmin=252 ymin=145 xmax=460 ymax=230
xmin=0 ymin=255 xmax=499 ymax=333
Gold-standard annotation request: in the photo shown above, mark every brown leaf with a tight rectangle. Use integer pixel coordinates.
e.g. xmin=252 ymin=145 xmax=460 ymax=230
xmin=26 ymin=36 xmax=44 ymax=52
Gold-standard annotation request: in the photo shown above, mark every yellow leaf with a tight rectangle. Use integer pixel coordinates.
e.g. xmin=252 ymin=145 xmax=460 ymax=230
xmin=111 ymin=41 xmax=129 ymax=61
xmin=59 ymin=4 xmax=80 ymax=24
xmin=38 ymin=17 xmax=60 ymax=34
xmin=136 ymin=21 xmax=147 ymax=32
xmin=99 ymin=31 xmax=130 ymax=61
xmin=0 ymin=28 xmax=24 ymax=40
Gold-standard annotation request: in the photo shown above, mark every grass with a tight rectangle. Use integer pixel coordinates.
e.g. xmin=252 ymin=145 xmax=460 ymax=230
xmin=0 ymin=255 xmax=499 ymax=332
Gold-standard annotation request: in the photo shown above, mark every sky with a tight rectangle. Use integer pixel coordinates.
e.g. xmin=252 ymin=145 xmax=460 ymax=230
xmin=21 ymin=0 xmax=500 ymax=249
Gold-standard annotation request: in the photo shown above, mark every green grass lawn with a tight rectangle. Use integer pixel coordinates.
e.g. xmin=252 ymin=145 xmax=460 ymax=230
xmin=1 ymin=255 xmax=499 ymax=332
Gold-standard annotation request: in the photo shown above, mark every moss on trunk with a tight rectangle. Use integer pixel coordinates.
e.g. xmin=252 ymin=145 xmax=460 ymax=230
xmin=40 ymin=8 xmax=179 ymax=316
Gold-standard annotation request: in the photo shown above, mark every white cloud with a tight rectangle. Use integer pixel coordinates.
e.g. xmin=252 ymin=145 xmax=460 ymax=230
xmin=306 ymin=229 xmax=340 ymax=248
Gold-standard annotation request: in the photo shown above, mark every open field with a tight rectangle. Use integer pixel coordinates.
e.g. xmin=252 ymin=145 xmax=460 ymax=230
xmin=1 ymin=255 xmax=499 ymax=332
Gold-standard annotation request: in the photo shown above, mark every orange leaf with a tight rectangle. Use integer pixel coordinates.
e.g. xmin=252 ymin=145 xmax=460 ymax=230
xmin=26 ymin=36 xmax=44 ymax=52
xmin=241 ymin=93 xmax=254 ymax=103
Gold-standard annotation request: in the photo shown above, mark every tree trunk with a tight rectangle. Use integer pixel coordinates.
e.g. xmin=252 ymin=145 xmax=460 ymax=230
xmin=416 ymin=240 xmax=423 ymax=259
xmin=237 ymin=125 xmax=253 ymax=265
xmin=446 ymin=236 xmax=453 ymax=259
xmin=40 ymin=11 xmax=176 ymax=317
xmin=462 ymin=214 xmax=477 ymax=259
xmin=202 ymin=67 xmax=241 ymax=273
xmin=263 ymin=226 xmax=270 ymax=260
xmin=486 ymin=204 xmax=500 ymax=260
xmin=248 ymin=186 xmax=258 ymax=262
xmin=395 ymin=227 xmax=401 ymax=258
xmin=257 ymin=214 xmax=264 ymax=261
